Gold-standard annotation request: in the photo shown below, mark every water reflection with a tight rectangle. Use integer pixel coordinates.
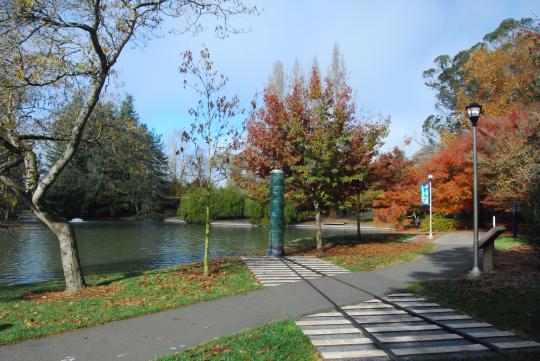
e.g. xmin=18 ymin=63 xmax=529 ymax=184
xmin=0 ymin=221 xmax=358 ymax=286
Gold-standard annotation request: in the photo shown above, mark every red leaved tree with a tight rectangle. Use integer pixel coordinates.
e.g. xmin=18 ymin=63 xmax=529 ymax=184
xmin=237 ymin=64 xmax=388 ymax=250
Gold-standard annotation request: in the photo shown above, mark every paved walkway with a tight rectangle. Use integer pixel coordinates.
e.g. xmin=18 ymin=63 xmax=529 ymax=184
xmin=1 ymin=233 xmax=478 ymax=361
xmin=297 ymin=293 xmax=539 ymax=360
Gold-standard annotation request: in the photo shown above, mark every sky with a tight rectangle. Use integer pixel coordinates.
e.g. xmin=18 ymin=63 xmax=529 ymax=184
xmin=114 ymin=0 xmax=539 ymax=155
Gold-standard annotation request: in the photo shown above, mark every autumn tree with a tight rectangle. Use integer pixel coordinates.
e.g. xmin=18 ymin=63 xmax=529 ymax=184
xmin=423 ymin=18 xmax=539 ymax=144
xmin=238 ymin=60 xmax=388 ymax=251
xmin=178 ymin=47 xmax=243 ymax=276
xmin=372 ymin=148 xmax=424 ymax=227
xmin=0 ymin=0 xmax=255 ymax=292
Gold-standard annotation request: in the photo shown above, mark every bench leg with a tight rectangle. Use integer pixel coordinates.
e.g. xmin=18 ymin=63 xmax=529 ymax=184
xmin=483 ymin=243 xmax=495 ymax=272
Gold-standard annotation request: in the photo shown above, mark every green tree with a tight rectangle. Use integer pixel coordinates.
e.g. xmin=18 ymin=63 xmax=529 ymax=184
xmin=0 ymin=0 xmax=255 ymax=292
xmin=48 ymin=96 xmax=170 ymax=218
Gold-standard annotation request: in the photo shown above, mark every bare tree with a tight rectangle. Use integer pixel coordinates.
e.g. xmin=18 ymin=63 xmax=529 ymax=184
xmin=0 ymin=0 xmax=255 ymax=293
xmin=268 ymin=60 xmax=285 ymax=100
xmin=179 ymin=47 xmax=243 ymax=276
xmin=329 ymin=43 xmax=347 ymax=98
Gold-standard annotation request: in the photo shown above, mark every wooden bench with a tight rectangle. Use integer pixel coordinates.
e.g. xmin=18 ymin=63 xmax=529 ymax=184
xmin=478 ymin=226 xmax=506 ymax=272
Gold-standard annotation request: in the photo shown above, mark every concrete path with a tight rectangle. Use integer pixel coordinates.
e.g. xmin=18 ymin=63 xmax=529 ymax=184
xmin=0 ymin=233 xmax=476 ymax=361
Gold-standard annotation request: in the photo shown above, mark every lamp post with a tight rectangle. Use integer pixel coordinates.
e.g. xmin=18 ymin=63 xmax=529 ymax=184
xmin=466 ymin=102 xmax=482 ymax=279
xmin=428 ymin=174 xmax=433 ymax=240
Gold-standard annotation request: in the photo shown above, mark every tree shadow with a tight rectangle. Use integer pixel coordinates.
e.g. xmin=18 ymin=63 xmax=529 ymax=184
xmin=0 ymin=323 xmax=13 ymax=332
xmin=402 ymin=245 xmax=474 ymax=281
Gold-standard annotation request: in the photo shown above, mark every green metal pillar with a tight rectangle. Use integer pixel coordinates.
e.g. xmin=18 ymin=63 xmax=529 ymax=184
xmin=268 ymin=169 xmax=284 ymax=257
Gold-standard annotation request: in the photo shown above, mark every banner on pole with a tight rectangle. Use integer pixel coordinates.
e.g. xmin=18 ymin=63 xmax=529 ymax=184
xmin=420 ymin=183 xmax=430 ymax=206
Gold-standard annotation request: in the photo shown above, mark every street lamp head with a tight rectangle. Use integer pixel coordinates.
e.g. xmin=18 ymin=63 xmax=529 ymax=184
xmin=428 ymin=174 xmax=433 ymax=180
xmin=466 ymin=103 xmax=482 ymax=125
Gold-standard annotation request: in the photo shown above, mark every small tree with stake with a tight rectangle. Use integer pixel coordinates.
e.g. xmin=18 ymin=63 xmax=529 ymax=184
xmin=179 ymin=47 xmax=243 ymax=276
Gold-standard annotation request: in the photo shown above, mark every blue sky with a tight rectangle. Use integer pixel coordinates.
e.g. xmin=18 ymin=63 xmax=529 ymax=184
xmin=115 ymin=0 xmax=539 ymax=155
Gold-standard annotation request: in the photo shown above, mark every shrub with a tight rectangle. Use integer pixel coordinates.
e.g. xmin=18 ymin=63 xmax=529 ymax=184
xmin=284 ymin=203 xmax=311 ymax=224
xmin=213 ymin=187 xmax=245 ymax=219
xmin=178 ymin=186 xmax=208 ymax=223
xmin=179 ymin=186 xmax=245 ymax=223
xmin=244 ymin=199 xmax=311 ymax=225
xmin=244 ymin=198 xmax=267 ymax=225
xmin=420 ymin=212 xmax=458 ymax=233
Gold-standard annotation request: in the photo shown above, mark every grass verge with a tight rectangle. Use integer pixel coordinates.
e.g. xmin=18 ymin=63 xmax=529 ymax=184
xmin=156 ymin=320 xmax=320 ymax=361
xmin=495 ymin=235 xmax=527 ymax=250
xmin=0 ymin=258 xmax=261 ymax=346
xmin=287 ymin=233 xmax=435 ymax=271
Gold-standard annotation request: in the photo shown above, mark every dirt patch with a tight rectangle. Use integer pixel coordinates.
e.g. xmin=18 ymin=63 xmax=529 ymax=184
xmin=439 ymin=244 xmax=540 ymax=289
xmin=24 ymin=282 xmax=122 ymax=303
xmin=484 ymin=244 xmax=540 ymax=287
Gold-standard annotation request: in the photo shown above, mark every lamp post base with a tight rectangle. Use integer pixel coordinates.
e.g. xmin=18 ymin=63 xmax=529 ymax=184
xmin=428 ymin=234 xmax=433 ymax=240
xmin=467 ymin=267 xmax=482 ymax=280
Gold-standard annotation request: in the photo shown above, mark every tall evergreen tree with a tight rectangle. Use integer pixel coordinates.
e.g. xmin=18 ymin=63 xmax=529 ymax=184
xmin=48 ymin=96 xmax=170 ymax=218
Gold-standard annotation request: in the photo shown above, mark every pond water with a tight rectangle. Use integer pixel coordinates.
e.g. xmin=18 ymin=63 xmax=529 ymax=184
xmin=0 ymin=220 xmax=360 ymax=287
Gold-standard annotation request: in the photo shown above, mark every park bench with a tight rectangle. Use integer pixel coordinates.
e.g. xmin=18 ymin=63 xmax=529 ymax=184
xmin=478 ymin=226 xmax=506 ymax=272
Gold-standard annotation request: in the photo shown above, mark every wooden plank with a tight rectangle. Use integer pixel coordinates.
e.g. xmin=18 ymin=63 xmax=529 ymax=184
xmin=410 ymin=308 xmax=456 ymax=314
xmin=295 ymin=319 xmax=351 ymax=326
xmin=467 ymin=330 xmax=514 ymax=338
xmin=309 ymin=310 xmax=405 ymax=317
xmin=321 ymin=349 xmax=387 ymax=359
xmin=311 ymin=337 xmax=372 ymax=346
xmin=494 ymin=341 xmax=540 ymax=349
xmin=378 ymin=334 xmax=462 ymax=343
xmin=445 ymin=322 xmax=492 ymax=328
xmin=386 ymin=293 xmax=415 ymax=297
xmin=302 ymin=327 xmax=362 ymax=335
xmin=366 ymin=324 xmax=440 ymax=332
xmin=342 ymin=304 xmax=393 ymax=310
xmin=393 ymin=344 xmax=487 ymax=356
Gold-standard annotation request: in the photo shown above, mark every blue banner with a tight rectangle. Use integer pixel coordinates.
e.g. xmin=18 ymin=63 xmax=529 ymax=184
xmin=420 ymin=183 xmax=430 ymax=206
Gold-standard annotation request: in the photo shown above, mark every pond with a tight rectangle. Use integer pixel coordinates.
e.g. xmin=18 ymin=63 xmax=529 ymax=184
xmin=0 ymin=220 xmax=365 ymax=287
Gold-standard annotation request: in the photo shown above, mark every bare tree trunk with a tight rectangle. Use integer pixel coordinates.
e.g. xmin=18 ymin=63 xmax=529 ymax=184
xmin=34 ymin=209 xmax=85 ymax=293
xmin=315 ymin=204 xmax=322 ymax=251
xmin=204 ymin=203 xmax=210 ymax=276
xmin=356 ymin=211 xmax=362 ymax=242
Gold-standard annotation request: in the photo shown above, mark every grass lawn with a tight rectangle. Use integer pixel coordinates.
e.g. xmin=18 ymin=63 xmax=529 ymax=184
xmin=287 ymin=233 xmax=435 ymax=271
xmin=407 ymin=236 xmax=540 ymax=360
xmin=0 ymin=258 xmax=261 ymax=346
xmin=495 ymin=235 xmax=528 ymax=250
xmin=156 ymin=320 xmax=320 ymax=361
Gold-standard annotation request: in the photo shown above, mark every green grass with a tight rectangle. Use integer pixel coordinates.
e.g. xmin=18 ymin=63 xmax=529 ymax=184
xmin=407 ymin=281 xmax=540 ymax=342
xmin=156 ymin=320 xmax=320 ymax=361
xmin=0 ymin=258 xmax=261 ymax=346
xmin=495 ymin=236 xmax=527 ymax=250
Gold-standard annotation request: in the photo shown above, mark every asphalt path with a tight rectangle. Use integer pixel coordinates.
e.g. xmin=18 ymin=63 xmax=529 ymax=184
xmin=0 ymin=232 xmax=475 ymax=361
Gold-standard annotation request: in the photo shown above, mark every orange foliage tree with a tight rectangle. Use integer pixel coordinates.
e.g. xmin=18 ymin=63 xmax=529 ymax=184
xmin=375 ymin=107 xmax=540 ymax=229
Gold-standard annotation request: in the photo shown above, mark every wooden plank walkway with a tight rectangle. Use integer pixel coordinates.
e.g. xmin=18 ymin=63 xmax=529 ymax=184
xmin=241 ymin=256 xmax=350 ymax=286
xmin=296 ymin=293 xmax=540 ymax=360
